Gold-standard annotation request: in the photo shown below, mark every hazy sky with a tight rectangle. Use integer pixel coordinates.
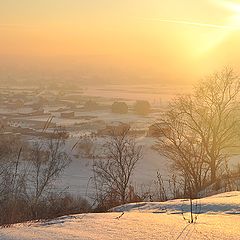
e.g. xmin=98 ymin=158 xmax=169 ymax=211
xmin=1 ymin=0 xmax=240 ymax=84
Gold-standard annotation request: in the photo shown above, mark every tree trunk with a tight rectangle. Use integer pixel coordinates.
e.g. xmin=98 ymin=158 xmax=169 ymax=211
xmin=210 ymin=162 xmax=216 ymax=184
xmin=121 ymin=189 xmax=126 ymax=204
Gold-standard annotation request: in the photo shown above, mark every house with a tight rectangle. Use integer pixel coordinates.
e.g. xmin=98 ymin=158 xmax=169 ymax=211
xmin=0 ymin=118 xmax=7 ymax=132
xmin=97 ymin=122 xmax=130 ymax=136
xmin=8 ymin=99 xmax=25 ymax=110
xmin=147 ymin=123 xmax=171 ymax=137
xmin=61 ymin=111 xmax=75 ymax=118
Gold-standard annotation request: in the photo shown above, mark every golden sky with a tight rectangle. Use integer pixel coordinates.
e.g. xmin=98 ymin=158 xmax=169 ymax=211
xmin=1 ymin=0 xmax=240 ymax=84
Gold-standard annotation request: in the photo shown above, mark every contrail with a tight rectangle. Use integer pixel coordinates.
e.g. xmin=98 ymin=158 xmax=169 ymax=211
xmin=144 ymin=18 xmax=239 ymax=30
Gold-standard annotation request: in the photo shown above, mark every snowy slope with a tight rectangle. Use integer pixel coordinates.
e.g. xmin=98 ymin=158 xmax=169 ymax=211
xmin=0 ymin=191 xmax=240 ymax=240
xmin=111 ymin=191 xmax=240 ymax=215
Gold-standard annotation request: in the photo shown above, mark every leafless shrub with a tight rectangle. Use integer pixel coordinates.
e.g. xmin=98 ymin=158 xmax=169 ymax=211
xmin=153 ymin=172 xmax=167 ymax=201
xmin=92 ymin=126 xmax=142 ymax=210
xmin=76 ymin=134 xmax=96 ymax=158
xmin=0 ymin=127 xmax=91 ymax=226
xmin=27 ymin=127 xmax=71 ymax=218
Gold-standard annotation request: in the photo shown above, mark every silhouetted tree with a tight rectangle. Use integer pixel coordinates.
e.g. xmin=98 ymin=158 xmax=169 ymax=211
xmin=155 ymin=68 xmax=240 ymax=194
xmin=93 ymin=126 xmax=142 ymax=208
xmin=135 ymin=100 xmax=151 ymax=115
xmin=27 ymin=127 xmax=71 ymax=218
xmin=111 ymin=102 xmax=128 ymax=114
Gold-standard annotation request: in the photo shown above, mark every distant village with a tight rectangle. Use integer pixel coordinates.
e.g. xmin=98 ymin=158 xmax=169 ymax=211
xmin=0 ymin=86 xmax=169 ymax=141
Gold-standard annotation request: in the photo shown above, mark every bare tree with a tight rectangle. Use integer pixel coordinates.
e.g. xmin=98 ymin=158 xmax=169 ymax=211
xmin=155 ymin=110 xmax=210 ymax=196
xmin=27 ymin=127 xmax=71 ymax=218
xmin=93 ymin=126 xmax=142 ymax=208
xmin=75 ymin=134 xmax=96 ymax=158
xmin=154 ymin=171 xmax=167 ymax=201
xmin=193 ymin=68 xmax=240 ymax=183
xmin=155 ymin=68 xmax=240 ymax=195
xmin=0 ymin=135 xmax=23 ymax=172
xmin=0 ymin=128 xmax=92 ymax=226
xmin=0 ymin=135 xmax=30 ymax=225
xmin=0 ymin=135 xmax=27 ymax=197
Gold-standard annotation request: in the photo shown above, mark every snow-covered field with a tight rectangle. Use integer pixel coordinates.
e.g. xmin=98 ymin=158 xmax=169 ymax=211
xmin=112 ymin=191 xmax=240 ymax=214
xmin=84 ymin=84 xmax=193 ymax=106
xmin=1 ymin=192 xmax=239 ymax=240
xmin=57 ymin=135 xmax=240 ymax=199
xmin=57 ymin=136 xmax=170 ymax=197
xmin=3 ymin=85 xmax=239 ymax=201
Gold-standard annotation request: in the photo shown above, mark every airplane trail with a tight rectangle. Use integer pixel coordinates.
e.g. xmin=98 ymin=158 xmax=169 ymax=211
xmin=144 ymin=18 xmax=239 ymax=30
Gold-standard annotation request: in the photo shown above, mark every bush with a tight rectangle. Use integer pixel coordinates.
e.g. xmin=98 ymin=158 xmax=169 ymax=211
xmin=111 ymin=102 xmax=128 ymax=114
xmin=134 ymin=101 xmax=151 ymax=115
xmin=0 ymin=193 xmax=91 ymax=226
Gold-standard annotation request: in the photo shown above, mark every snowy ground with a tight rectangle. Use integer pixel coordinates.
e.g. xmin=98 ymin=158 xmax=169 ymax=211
xmin=112 ymin=191 xmax=240 ymax=214
xmin=1 ymin=192 xmax=239 ymax=240
xmin=57 ymin=136 xmax=240 ymax=199
xmin=55 ymin=136 xmax=170 ymax=199
xmin=2 ymin=84 xmax=239 ymax=200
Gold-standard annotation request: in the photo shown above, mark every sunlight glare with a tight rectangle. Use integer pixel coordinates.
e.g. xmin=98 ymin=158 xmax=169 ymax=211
xmin=193 ymin=0 xmax=240 ymax=56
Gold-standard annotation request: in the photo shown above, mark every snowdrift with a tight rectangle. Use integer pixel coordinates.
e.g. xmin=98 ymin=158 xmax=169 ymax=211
xmin=0 ymin=191 xmax=239 ymax=240
xmin=111 ymin=191 xmax=240 ymax=215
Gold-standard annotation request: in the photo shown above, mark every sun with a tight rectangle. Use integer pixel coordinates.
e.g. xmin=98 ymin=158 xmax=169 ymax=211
xmin=214 ymin=0 xmax=240 ymax=25
xmin=189 ymin=0 xmax=240 ymax=56
xmin=221 ymin=0 xmax=240 ymax=14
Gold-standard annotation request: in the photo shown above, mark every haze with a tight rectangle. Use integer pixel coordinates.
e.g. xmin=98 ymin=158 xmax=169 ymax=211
xmin=1 ymin=0 xmax=240 ymax=84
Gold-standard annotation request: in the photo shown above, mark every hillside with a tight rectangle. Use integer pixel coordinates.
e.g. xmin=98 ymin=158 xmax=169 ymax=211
xmin=111 ymin=191 xmax=240 ymax=214
xmin=0 ymin=192 xmax=239 ymax=240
